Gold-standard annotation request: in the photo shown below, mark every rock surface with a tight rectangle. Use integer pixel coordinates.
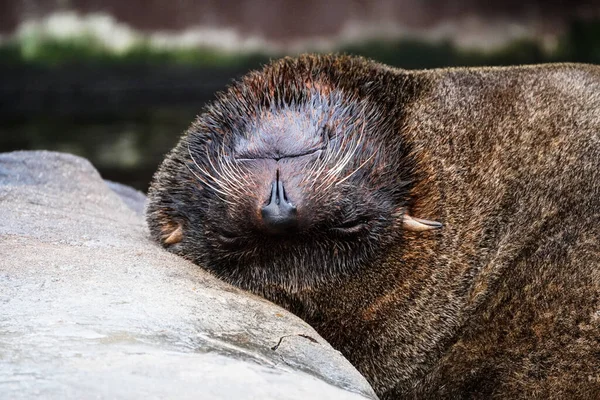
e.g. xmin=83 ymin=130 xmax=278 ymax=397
xmin=0 ymin=151 xmax=377 ymax=400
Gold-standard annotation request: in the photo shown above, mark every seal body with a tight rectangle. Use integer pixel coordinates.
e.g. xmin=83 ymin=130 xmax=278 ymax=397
xmin=147 ymin=55 xmax=600 ymax=399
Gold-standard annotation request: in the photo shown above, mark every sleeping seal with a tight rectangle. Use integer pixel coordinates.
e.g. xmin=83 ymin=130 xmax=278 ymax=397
xmin=147 ymin=55 xmax=600 ymax=399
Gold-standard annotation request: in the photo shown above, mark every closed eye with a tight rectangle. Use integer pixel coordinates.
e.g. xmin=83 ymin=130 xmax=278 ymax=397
xmin=217 ymin=229 xmax=242 ymax=245
xmin=330 ymin=218 xmax=370 ymax=235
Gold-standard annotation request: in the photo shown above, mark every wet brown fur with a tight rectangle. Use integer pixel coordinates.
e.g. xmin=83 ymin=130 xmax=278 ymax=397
xmin=147 ymin=55 xmax=600 ymax=399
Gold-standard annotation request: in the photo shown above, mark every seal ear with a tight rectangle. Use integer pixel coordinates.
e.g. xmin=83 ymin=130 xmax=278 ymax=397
xmin=163 ymin=224 xmax=183 ymax=244
xmin=402 ymin=215 xmax=443 ymax=232
xmin=159 ymin=221 xmax=183 ymax=245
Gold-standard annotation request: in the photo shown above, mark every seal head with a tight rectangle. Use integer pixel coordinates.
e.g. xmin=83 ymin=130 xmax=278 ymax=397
xmin=146 ymin=55 xmax=440 ymax=295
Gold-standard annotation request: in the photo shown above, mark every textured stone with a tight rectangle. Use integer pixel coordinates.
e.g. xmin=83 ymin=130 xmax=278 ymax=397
xmin=0 ymin=151 xmax=377 ymax=400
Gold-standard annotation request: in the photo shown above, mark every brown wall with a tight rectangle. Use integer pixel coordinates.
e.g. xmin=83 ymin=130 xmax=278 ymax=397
xmin=2 ymin=0 xmax=599 ymax=39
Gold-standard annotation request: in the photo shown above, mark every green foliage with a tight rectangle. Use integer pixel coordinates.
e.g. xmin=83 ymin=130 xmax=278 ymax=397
xmin=1 ymin=19 xmax=598 ymax=68
xmin=0 ymin=40 xmax=21 ymax=63
xmin=458 ymin=39 xmax=547 ymax=67
xmin=19 ymin=34 xmax=110 ymax=65
xmin=555 ymin=19 xmax=600 ymax=63
xmin=0 ymin=34 xmax=271 ymax=67
xmin=340 ymin=38 xmax=458 ymax=69
xmin=116 ymin=41 xmax=270 ymax=67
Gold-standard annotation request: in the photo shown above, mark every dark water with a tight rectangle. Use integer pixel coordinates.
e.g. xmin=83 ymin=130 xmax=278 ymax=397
xmin=0 ymin=64 xmax=251 ymax=191
xmin=1 ymin=111 xmax=194 ymax=191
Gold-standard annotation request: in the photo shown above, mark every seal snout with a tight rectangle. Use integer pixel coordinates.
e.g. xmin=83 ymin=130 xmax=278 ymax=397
xmin=261 ymin=171 xmax=298 ymax=235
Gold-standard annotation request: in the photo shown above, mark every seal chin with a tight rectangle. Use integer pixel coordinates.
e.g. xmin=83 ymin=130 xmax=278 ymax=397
xmin=260 ymin=177 xmax=298 ymax=235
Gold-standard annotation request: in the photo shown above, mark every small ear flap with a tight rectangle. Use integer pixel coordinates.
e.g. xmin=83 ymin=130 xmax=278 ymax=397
xmin=163 ymin=223 xmax=183 ymax=245
xmin=402 ymin=214 xmax=443 ymax=232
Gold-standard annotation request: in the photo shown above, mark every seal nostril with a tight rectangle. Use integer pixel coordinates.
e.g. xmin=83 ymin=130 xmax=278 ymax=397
xmin=268 ymin=180 xmax=278 ymax=205
xmin=278 ymin=180 xmax=290 ymax=204
xmin=261 ymin=176 xmax=298 ymax=234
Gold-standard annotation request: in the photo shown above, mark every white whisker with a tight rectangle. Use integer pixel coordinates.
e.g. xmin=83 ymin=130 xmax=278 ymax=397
xmin=186 ymin=144 xmax=236 ymax=205
xmin=335 ymin=153 xmax=375 ymax=186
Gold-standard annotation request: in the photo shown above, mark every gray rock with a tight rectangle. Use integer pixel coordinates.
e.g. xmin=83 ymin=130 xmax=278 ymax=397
xmin=0 ymin=151 xmax=377 ymax=400
xmin=104 ymin=180 xmax=148 ymax=216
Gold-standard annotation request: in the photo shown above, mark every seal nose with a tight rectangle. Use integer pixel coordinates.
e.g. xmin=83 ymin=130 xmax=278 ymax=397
xmin=261 ymin=174 xmax=298 ymax=234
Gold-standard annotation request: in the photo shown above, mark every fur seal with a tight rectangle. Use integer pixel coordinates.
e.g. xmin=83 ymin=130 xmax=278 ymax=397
xmin=146 ymin=54 xmax=600 ymax=399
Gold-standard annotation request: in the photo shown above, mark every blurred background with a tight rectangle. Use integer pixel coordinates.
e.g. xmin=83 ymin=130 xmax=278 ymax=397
xmin=1 ymin=0 xmax=599 ymax=191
